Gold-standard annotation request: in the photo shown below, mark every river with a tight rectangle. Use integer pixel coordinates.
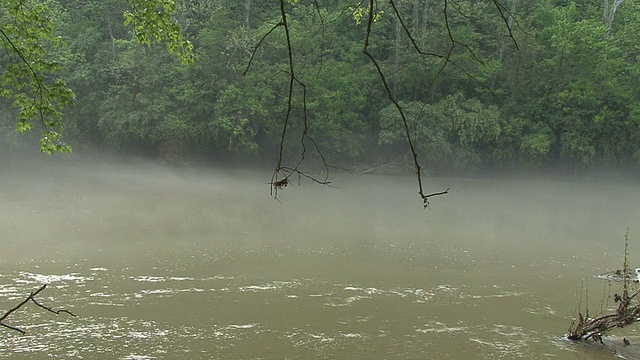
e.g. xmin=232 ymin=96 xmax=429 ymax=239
xmin=1 ymin=159 xmax=639 ymax=359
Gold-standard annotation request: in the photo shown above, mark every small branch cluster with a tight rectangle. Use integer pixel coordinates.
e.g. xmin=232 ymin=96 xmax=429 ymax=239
xmin=567 ymin=229 xmax=638 ymax=342
xmin=0 ymin=284 xmax=76 ymax=335
xmin=567 ymin=287 xmax=640 ymax=342
xmin=247 ymin=0 xmax=521 ymax=206
xmin=245 ymin=0 xmax=336 ymax=200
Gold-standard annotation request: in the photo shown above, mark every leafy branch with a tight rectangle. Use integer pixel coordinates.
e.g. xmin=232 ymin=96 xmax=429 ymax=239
xmin=124 ymin=0 xmax=194 ymax=64
xmin=1 ymin=0 xmax=194 ymax=154
xmin=0 ymin=0 xmax=74 ymax=153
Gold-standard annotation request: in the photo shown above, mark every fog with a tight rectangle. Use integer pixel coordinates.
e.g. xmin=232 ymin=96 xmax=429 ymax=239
xmin=1 ymin=157 xmax=639 ymax=359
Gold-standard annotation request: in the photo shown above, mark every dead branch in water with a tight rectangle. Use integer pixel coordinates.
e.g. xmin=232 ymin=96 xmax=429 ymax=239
xmin=567 ymin=287 xmax=640 ymax=342
xmin=567 ymin=229 xmax=639 ymax=342
xmin=0 ymin=284 xmax=76 ymax=334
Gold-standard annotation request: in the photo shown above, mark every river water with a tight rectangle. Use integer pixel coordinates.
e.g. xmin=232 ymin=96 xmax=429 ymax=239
xmin=1 ymin=159 xmax=640 ymax=359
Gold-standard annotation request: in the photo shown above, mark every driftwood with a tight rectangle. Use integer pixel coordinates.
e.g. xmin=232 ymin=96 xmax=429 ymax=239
xmin=567 ymin=287 xmax=640 ymax=342
xmin=596 ymin=268 xmax=637 ymax=282
xmin=567 ymin=229 xmax=639 ymax=342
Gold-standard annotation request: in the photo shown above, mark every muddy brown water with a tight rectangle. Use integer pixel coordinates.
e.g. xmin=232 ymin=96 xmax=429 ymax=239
xmin=1 ymin=159 xmax=640 ymax=359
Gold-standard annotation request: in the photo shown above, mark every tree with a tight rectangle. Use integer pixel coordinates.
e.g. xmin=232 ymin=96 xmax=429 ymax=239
xmin=0 ymin=0 xmax=192 ymax=153
xmin=379 ymin=93 xmax=505 ymax=172
xmin=6 ymin=0 xmax=640 ymax=203
xmin=1 ymin=0 xmax=515 ymax=205
xmin=0 ymin=0 xmax=74 ymax=153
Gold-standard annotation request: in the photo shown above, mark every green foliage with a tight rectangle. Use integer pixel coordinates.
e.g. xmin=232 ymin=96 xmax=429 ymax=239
xmin=124 ymin=0 xmax=194 ymax=64
xmin=212 ymin=85 xmax=263 ymax=155
xmin=0 ymin=0 xmax=74 ymax=153
xmin=4 ymin=0 xmax=640 ymax=173
xmin=379 ymin=93 xmax=505 ymax=171
xmin=520 ymin=123 xmax=553 ymax=165
xmin=1 ymin=0 xmax=195 ymax=153
xmin=349 ymin=3 xmax=383 ymax=25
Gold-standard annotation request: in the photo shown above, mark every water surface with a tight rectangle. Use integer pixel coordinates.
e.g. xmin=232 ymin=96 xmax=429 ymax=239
xmin=1 ymin=159 xmax=639 ymax=359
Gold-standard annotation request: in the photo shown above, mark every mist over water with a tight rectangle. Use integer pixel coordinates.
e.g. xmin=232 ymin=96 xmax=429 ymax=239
xmin=1 ymin=158 xmax=640 ymax=359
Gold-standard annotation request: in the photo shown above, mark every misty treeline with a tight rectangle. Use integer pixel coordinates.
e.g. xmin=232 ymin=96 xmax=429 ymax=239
xmin=1 ymin=0 xmax=639 ymax=175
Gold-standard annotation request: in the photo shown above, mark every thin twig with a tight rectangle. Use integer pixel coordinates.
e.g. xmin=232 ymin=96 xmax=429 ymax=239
xmin=0 ymin=284 xmax=76 ymax=335
xmin=0 ymin=27 xmax=49 ymax=132
xmin=262 ymin=1 xmax=333 ymax=200
xmin=363 ymin=0 xmax=447 ymax=208
xmin=490 ymin=0 xmax=520 ymax=50
xmin=244 ymin=22 xmax=282 ymax=76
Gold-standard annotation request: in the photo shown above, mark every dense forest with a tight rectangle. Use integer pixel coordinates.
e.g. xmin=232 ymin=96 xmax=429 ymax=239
xmin=1 ymin=0 xmax=639 ymax=175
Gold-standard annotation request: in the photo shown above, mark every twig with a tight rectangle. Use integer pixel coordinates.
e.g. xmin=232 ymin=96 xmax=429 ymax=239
xmin=363 ymin=0 xmax=448 ymax=208
xmin=0 ymin=27 xmax=49 ymax=132
xmin=423 ymin=187 xmax=450 ymax=207
xmin=250 ymin=0 xmax=334 ymax=200
xmin=490 ymin=0 xmax=520 ymax=50
xmin=567 ymin=229 xmax=640 ymax=342
xmin=0 ymin=284 xmax=76 ymax=335
xmin=243 ymin=22 xmax=282 ymax=76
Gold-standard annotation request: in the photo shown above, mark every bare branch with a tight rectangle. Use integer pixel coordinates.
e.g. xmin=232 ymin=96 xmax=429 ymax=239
xmin=243 ymin=2 xmax=335 ymax=199
xmin=387 ymin=0 xmax=442 ymax=57
xmin=424 ymin=187 xmax=450 ymax=206
xmin=252 ymin=0 xmax=523 ymax=206
xmin=491 ymin=0 xmax=519 ymax=50
xmin=386 ymin=0 xmax=489 ymax=96
xmin=363 ymin=0 xmax=448 ymax=208
xmin=0 ymin=284 xmax=76 ymax=335
xmin=267 ymin=0 xmax=333 ymax=200
xmin=0 ymin=284 xmax=48 ymax=328
xmin=567 ymin=229 xmax=640 ymax=341
xmin=433 ymin=0 xmax=492 ymax=91
xmin=31 ymin=297 xmax=76 ymax=317
xmin=243 ymin=22 xmax=282 ymax=76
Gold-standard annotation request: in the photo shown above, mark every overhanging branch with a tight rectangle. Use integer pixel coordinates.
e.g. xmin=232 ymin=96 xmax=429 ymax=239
xmin=363 ymin=0 xmax=448 ymax=208
xmin=245 ymin=0 xmax=333 ymax=200
xmin=0 ymin=284 xmax=76 ymax=335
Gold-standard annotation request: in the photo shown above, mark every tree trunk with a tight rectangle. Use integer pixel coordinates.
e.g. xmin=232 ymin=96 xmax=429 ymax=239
xmin=245 ymin=0 xmax=252 ymax=26
xmin=604 ymin=0 xmax=624 ymax=38
xmin=106 ymin=13 xmax=116 ymax=61
xmin=491 ymin=0 xmax=517 ymax=89
xmin=132 ymin=43 xmax=141 ymax=110
xmin=412 ymin=0 xmax=419 ymax=32
xmin=393 ymin=0 xmax=402 ymax=99
xmin=420 ymin=0 xmax=431 ymax=49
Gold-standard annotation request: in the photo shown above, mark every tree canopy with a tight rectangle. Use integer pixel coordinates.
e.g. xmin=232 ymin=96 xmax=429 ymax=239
xmin=2 ymin=0 xmax=639 ymax=178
